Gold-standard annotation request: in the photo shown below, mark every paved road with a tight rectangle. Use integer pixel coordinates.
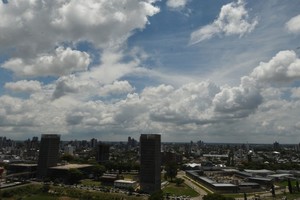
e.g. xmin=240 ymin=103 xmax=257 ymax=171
xmin=177 ymin=171 xmax=208 ymax=200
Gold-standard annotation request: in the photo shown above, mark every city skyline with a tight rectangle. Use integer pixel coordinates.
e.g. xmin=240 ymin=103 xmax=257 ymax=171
xmin=0 ymin=0 xmax=300 ymax=143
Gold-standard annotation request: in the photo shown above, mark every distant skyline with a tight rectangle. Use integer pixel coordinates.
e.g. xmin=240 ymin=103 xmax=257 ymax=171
xmin=1 ymin=0 xmax=300 ymax=143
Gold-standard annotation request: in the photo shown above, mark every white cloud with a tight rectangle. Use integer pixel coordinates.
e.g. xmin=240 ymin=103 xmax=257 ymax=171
xmin=4 ymin=80 xmax=42 ymax=93
xmin=52 ymin=74 xmax=135 ymax=100
xmin=99 ymin=81 xmax=135 ymax=96
xmin=190 ymin=0 xmax=257 ymax=44
xmin=0 ymin=0 xmax=160 ymax=59
xmin=1 ymin=1 xmax=300 ymax=143
xmin=166 ymin=0 xmax=188 ymax=9
xmin=286 ymin=15 xmax=300 ymax=34
xmin=2 ymin=47 xmax=90 ymax=77
xmin=291 ymin=87 xmax=300 ymax=99
xmin=80 ymin=50 xmax=142 ymax=84
xmin=52 ymin=75 xmax=81 ymax=99
xmin=251 ymin=50 xmax=300 ymax=83
xmin=50 ymin=49 xmax=142 ymax=100
xmin=212 ymin=83 xmax=262 ymax=118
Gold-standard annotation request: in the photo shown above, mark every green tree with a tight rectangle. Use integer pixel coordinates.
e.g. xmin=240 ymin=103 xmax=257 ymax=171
xmin=149 ymin=190 xmax=164 ymax=200
xmin=42 ymin=183 xmax=50 ymax=193
xmin=61 ymin=153 xmax=74 ymax=162
xmin=67 ymin=168 xmax=83 ymax=184
xmin=175 ymin=178 xmax=184 ymax=186
xmin=288 ymin=178 xmax=293 ymax=194
xmin=165 ymin=162 xmax=177 ymax=181
xmin=92 ymin=164 xmax=106 ymax=180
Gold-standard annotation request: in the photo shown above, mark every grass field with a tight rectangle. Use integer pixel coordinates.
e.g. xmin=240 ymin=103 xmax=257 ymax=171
xmin=23 ymin=194 xmax=60 ymax=200
xmin=163 ymin=182 xmax=199 ymax=197
xmin=277 ymin=180 xmax=297 ymax=187
xmin=0 ymin=183 xmax=145 ymax=200
xmin=80 ymin=179 xmax=102 ymax=187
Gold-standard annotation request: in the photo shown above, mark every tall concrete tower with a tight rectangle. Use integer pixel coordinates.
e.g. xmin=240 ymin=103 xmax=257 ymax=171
xmin=37 ymin=134 xmax=60 ymax=179
xmin=96 ymin=143 xmax=110 ymax=164
xmin=139 ymin=134 xmax=161 ymax=193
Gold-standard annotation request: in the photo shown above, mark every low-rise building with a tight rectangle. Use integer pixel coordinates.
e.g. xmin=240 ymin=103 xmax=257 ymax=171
xmin=114 ymin=180 xmax=137 ymax=190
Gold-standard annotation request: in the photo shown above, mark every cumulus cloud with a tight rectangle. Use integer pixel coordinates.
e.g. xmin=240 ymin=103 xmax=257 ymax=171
xmin=286 ymin=15 xmax=300 ymax=34
xmin=148 ymin=81 xmax=221 ymax=124
xmin=99 ymin=81 xmax=135 ymax=96
xmin=190 ymin=0 xmax=257 ymax=44
xmin=251 ymin=50 xmax=300 ymax=83
xmin=52 ymin=73 xmax=135 ymax=100
xmin=291 ymin=87 xmax=300 ymax=99
xmin=212 ymin=82 xmax=262 ymax=118
xmin=5 ymin=80 xmax=42 ymax=93
xmin=0 ymin=0 xmax=160 ymax=59
xmin=2 ymin=47 xmax=90 ymax=77
xmin=166 ymin=0 xmax=188 ymax=9
xmin=1 ymin=0 xmax=300 ymax=143
xmin=52 ymin=76 xmax=80 ymax=99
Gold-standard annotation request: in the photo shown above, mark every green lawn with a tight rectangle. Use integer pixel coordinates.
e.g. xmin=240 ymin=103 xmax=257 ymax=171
xmin=163 ymin=182 xmax=199 ymax=197
xmin=1 ymin=183 xmax=145 ymax=200
xmin=122 ymin=173 xmax=138 ymax=180
xmin=277 ymin=180 xmax=297 ymax=187
xmin=80 ymin=179 xmax=102 ymax=187
xmin=23 ymin=194 xmax=59 ymax=200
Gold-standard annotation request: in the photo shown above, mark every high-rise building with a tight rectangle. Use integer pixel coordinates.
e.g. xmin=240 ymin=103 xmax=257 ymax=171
xmin=139 ymin=134 xmax=161 ymax=194
xmin=37 ymin=134 xmax=60 ymax=179
xmin=96 ymin=143 xmax=110 ymax=163
xmin=64 ymin=145 xmax=74 ymax=155
xmin=90 ymin=138 xmax=98 ymax=148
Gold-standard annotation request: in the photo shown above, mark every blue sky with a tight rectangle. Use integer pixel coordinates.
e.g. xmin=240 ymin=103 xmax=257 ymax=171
xmin=1 ymin=0 xmax=300 ymax=143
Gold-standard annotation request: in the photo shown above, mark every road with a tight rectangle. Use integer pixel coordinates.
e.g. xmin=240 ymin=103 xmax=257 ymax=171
xmin=177 ymin=171 xmax=208 ymax=200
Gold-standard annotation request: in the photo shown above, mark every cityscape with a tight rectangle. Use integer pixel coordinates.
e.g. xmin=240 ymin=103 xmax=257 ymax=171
xmin=1 ymin=135 xmax=300 ymax=199
xmin=1 ymin=0 xmax=300 ymax=199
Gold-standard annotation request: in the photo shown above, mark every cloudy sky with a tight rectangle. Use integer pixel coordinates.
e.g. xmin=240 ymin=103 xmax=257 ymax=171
xmin=1 ymin=0 xmax=300 ymax=143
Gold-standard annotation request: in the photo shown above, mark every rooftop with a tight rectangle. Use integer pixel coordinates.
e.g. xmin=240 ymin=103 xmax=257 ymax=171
xmin=50 ymin=164 xmax=92 ymax=170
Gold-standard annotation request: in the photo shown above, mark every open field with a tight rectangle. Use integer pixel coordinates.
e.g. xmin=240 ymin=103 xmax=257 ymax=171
xmin=0 ymin=183 xmax=145 ymax=200
xmin=163 ymin=182 xmax=199 ymax=197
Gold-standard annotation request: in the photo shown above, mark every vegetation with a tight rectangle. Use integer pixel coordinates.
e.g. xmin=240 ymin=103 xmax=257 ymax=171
xmin=239 ymin=161 xmax=300 ymax=170
xmin=80 ymin=179 xmax=102 ymax=187
xmin=66 ymin=168 xmax=83 ymax=184
xmin=149 ymin=190 xmax=164 ymax=200
xmin=164 ymin=162 xmax=177 ymax=181
xmin=0 ymin=183 xmax=144 ymax=200
xmin=175 ymin=178 xmax=184 ymax=186
xmin=203 ymin=193 xmax=235 ymax=200
xmin=60 ymin=154 xmax=75 ymax=163
xmin=92 ymin=164 xmax=106 ymax=180
xmin=162 ymin=182 xmax=199 ymax=197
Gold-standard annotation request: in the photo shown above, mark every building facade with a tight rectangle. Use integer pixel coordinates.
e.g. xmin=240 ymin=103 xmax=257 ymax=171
xmin=139 ymin=134 xmax=161 ymax=193
xmin=96 ymin=143 xmax=110 ymax=163
xmin=37 ymin=134 xmax=60 ymax=179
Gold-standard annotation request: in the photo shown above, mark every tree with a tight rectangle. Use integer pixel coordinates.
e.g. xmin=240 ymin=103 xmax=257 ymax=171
xmin=92 ymin=164 xmax=106 ymax=180
xmin=175 ymin=178 xmax=184 ymax=186
xmin=149 ymin=190 xmax=164 ymax=200
xmin=288 ymin=178 xmax=293 ymax=194
xmin=67 ymin=169 xmax=83 ymax=184
xmin=165 ymin=162 xmax=177 ymax=181
xmin=270 ymin=184 xmax=275 ymax=197
xmin=61 ymin=153 xmax=74 ymax=162
xmin=42 ymin=184 xmax=50 ymax=193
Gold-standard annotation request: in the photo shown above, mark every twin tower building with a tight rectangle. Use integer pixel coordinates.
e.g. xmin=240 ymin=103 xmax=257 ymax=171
xmin=37 ymin=134 xmax=161 ymax=194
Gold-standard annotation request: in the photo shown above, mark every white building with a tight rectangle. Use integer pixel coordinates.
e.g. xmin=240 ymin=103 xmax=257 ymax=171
xmin=114 ymin=180 xmax=137 ymax=190
xmin=64 ymin=145 xmax=74 ymax=155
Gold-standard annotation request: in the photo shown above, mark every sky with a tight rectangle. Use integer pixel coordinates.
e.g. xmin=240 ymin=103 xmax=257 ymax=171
xmin=1 ymin=0 xmax=300 ymax=143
